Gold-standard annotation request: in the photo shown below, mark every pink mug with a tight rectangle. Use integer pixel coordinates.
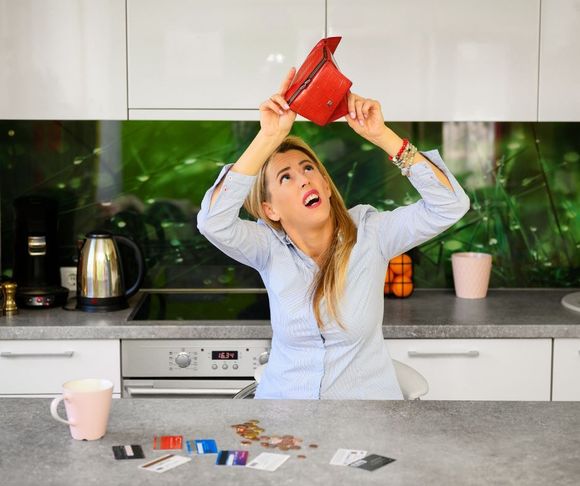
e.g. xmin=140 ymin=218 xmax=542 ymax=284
xmin=451 ymin=252 xmax=493 ymax=299
xmin=50 ymin=378 xmax=113 ymax=440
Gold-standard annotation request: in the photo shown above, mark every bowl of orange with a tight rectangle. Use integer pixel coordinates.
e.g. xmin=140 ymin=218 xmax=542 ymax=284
xmin=384 ymin=253 xmax=414 ymax=298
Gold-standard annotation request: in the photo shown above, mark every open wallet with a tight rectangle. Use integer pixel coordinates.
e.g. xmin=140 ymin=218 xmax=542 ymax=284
xmin=284 ymin=36 xmax=352 ymax=126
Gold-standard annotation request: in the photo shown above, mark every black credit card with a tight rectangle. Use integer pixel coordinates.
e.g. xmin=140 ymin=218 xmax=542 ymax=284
xmin=112 ymin=445 xmax=145 ymax=460
xmin=349 ymin=454 xmax=396 ymax=471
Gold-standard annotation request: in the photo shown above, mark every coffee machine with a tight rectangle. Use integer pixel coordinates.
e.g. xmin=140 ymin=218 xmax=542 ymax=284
xmin=13 ymin=195 xmax=69 ymax=308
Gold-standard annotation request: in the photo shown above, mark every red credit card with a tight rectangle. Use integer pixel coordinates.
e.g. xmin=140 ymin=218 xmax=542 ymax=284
xmin=153 ymin=435 xmax=183 ymax=450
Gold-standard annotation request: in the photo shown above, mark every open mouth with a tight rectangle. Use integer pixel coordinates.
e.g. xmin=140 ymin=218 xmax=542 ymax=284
xmin=302 ymin=190 xmax=321 ymax=208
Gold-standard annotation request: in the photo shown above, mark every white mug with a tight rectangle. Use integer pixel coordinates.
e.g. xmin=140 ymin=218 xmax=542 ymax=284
xmin=50 ymin=378 xmax=113 ymax=440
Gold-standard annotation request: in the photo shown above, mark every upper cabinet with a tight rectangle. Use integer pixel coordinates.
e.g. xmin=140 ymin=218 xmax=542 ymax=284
xmin=538 ymin=0 xmax=580 ymax=121
xmin=126 ymin=0 xmax=325 ymax=119
xmin=327 ymin=0 xmax=540 ymax=121
xmin=0 ymin=0 xmax=127 ymax=120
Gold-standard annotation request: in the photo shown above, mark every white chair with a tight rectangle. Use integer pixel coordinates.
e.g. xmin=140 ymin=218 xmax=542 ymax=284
xmin=233 ymin=359 xmax=428 ymax=400
xmin=392 ymin=359 xmax=429 ymax=400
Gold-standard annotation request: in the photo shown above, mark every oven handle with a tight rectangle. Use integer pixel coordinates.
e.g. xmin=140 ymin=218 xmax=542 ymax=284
xmin=126 ymin=387 xmax=242 ymax=397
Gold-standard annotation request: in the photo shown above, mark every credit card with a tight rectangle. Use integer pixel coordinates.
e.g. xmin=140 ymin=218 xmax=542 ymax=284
xmin=215 ymin=450 xmax=249 ymax=466
xmin=330 ymin=449 xmax=367 ymax=466
xmin=139 ymin=454 xmax=191 ymax=473
xmin=112 ymin=445 xmax=145 ymax=460
xmin=246 ymin=452 xmax=290 ymax=472
xmin=153 ymin=435 xmax=183 ymax=450
xmin=348 ymin=454 xmax=396 ymax=471
xmin=194 ymin=439 xmax=218 ymax=454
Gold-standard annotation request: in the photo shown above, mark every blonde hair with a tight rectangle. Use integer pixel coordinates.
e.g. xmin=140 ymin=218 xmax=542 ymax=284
xmin=244 ymin=135 xmax=357 ymax=330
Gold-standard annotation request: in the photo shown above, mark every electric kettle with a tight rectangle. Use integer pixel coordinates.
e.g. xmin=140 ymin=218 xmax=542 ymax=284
xmin=76 ymin=231 xmax=144 ymax=312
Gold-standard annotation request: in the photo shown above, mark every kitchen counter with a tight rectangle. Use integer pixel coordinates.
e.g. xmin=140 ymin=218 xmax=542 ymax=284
xmin=1 ymin=398 xmax=579 ymax=485
xmin=0 ymin=289 xmax=579 ymax=340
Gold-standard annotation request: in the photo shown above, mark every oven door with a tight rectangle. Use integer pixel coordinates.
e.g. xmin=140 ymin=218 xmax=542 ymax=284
xmin=123 ymin=378 xmax=256 ymax=399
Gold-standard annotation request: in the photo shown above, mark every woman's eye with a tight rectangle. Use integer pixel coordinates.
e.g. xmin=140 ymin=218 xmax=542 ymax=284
xmin=280 ymin=174 xmax=290 ymax=183
xmin=304 ymin=165 xmax=314 ymax=172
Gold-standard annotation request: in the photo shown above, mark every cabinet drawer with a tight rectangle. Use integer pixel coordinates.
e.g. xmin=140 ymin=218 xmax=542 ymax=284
xmin=385 ymin=339 xmax=551 ymax=401
xmin=0 ymin=340 xmax=120 ymax=395
xmin=553 ymin=339 xmax=580 ymax=401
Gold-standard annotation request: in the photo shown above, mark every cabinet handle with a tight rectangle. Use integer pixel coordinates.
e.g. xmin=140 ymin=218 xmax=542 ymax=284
xmin=407 ymin=349 xmax=479 ymax=358
xmin=0 ymin=351 xmax=75 ymax=358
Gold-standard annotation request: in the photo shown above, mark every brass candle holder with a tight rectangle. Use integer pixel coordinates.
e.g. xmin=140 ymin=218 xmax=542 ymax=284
xmin=2 ymin=282 xmax=18 ymax=316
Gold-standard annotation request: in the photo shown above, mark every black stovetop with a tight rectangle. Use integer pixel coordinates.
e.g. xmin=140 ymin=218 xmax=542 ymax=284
xmin=129 ymin=291 xmax=270 ymax=321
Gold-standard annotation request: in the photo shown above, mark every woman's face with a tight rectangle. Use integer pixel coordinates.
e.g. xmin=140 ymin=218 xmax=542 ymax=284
xmin=262 ymin=149 xmax=332 ymax=231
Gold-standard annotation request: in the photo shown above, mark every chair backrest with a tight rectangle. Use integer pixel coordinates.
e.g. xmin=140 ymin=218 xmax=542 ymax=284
xmin=236 ymin=360 xmax=429 ymax=400
xmin=392 ymin=359 xmax=429 ymax=400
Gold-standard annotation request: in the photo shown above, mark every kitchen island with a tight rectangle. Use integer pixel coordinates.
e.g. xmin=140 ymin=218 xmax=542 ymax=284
xmin=1 ymin=398 xmax=579 ymax=485
xmin=0 ymin=289 xmax=579 ymax=339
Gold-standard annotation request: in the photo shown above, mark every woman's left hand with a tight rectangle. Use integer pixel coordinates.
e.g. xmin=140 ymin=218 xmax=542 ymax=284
xmin=345 ymin=93 xmax=387 ymax=143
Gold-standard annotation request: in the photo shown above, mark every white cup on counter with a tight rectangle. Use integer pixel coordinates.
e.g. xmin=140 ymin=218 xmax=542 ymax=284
xmin=50 ymin=378 xmax=113 ymax=440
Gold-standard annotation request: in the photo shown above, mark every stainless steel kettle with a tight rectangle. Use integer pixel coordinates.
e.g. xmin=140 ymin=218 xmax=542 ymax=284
xmin=76 ymin=231 xmax=144 ymax=312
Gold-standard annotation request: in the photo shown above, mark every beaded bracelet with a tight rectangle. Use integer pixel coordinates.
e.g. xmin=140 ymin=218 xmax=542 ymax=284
xmin=389 ymin=138 xmax=409 ymax=161
xmin=391 ymin=140 xmax=418 ymax=176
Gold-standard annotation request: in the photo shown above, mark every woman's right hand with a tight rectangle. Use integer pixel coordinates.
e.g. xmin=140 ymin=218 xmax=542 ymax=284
xmin=259 ymin=67 xmax=297 ymax=139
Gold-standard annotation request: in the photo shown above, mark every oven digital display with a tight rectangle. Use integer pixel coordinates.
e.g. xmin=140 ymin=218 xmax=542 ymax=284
xmin=212 ymin=351 xmax=238 ymax=360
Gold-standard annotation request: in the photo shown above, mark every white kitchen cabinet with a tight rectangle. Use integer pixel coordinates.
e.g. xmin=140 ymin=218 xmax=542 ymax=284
xmin=328 ymin=0 xmax=540 ymax=121
xmin=0 ymin=340 xmax=121 ymax=397
xmin=0 ymin=0 xmax=127 ymax=120
xmin=538 ymin=0 xmax=580 ymax=120
xmin=386 ymin=339 xmax=551 ymax=400
xmin=552 ymin=339 xmax=580 ymax=401
xmin=126 ymin=0 xmax=324 ymax=118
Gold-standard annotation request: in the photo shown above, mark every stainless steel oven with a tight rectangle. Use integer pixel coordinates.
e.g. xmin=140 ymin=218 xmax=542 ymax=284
xmin=122 ymin=339 xmax=270 ymax=399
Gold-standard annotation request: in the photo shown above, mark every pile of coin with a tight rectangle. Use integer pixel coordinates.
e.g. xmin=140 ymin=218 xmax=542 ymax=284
xmin=231 ymin=419 xmax=318 ymax=454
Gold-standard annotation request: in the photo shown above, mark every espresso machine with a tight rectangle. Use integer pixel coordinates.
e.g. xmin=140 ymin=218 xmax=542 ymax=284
xmin=12 ymin=195 xmax=69 ymax=308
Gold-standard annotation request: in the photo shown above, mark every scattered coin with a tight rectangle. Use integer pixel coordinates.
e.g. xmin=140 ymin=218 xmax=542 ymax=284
xmin=297 ymin=455 xmax=307 ymax=459
xmin=230 ymin=419 xmax=313 ymax=454
xmin=309 ymin=444 xmax=319 ymax=448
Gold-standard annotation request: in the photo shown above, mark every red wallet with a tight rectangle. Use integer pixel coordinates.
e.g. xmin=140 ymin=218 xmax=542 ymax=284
xmin=284 ymin=37 xmax=352 ymax=126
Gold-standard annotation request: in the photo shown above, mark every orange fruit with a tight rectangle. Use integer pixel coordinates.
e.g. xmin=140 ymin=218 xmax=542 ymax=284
xmin=391 ymin=274 xmax=413 ymax=298
xmin=389 ymin=254 xmax=413 ymax=277
xmin=384 ymin=267 xmax=395 ymax=295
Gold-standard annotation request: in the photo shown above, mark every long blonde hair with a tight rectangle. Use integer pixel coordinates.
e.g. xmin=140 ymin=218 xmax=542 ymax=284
xmin=244 ymin=136 xmax=357 ymax=330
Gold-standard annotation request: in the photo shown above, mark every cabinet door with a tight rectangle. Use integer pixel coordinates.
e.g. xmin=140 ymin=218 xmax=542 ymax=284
xmin=0 ymin=340 xmax=121 ymax=395
xmin=553 ymin=339 xmax=580 ymax=401
xmin=0 ymin=0 xmax=127 ymax=119
xmin=127 ymin=0 xmax=324 ymax=117
xmin=386 ymin=339 xmax=551 ymax=400
xmin=538 ymin=0 xmax=580 ymax=120
xmin=328 ymin=0 xmax=540 ymax=121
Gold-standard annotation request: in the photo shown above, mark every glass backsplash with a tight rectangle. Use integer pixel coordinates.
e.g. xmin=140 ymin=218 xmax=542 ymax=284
xmin=1 ymin=120 xmax=578 ymax=288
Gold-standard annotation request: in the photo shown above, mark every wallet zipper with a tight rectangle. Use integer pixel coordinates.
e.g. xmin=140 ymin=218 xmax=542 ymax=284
xmin=287 ymin=47 xmax=328 ymax=105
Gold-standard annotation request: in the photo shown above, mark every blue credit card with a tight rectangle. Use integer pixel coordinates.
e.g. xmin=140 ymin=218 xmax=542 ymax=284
xmin=193 ymin=439 xmax=218 ymax=454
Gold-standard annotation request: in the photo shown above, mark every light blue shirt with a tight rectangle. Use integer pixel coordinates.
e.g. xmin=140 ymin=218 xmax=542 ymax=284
xmin=197 ymin=150 xmax=470 ymax=399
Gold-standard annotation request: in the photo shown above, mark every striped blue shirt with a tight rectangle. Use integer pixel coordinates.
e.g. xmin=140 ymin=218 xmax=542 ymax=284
xmin=197 ymin=150 xmax=470 ymax=399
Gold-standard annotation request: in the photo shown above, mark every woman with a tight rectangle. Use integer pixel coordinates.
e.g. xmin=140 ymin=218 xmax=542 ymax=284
xmin=197 ymin=68 xmax=470 ymax=399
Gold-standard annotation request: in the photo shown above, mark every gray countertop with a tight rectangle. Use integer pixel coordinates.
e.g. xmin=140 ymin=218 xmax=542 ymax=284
xmin=1 ymin=398 xmax=579 ymax=485
xmin=0 ymin=289 xmax=579 ymax=340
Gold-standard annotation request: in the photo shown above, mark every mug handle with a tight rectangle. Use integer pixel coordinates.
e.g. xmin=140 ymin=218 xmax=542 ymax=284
xmin=50 ymin=396 xmax=74 ymax=425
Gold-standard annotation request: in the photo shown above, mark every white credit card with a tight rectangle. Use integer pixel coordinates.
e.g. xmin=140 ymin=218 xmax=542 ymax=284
xmin=139 ymin=454 xmax=191 ymax=473
xmin=330 ymin=449 xmax=368 ymax=466
xmin=246 ymin=452 xmax=290 ymax=472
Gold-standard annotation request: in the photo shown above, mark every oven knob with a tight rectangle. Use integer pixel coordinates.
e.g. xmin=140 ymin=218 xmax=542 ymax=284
xmin=174 ymin=352 xmax=191 ymax=368
xmin=258 ymin=352 xmax=270 ymax=365
xmin=222 ymin=364 xmax=228 ymax=370
xmin=212 ymin=364 xmax=218 ymax=370
xmin=233 ymin=364 xmax=238 ymax=370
